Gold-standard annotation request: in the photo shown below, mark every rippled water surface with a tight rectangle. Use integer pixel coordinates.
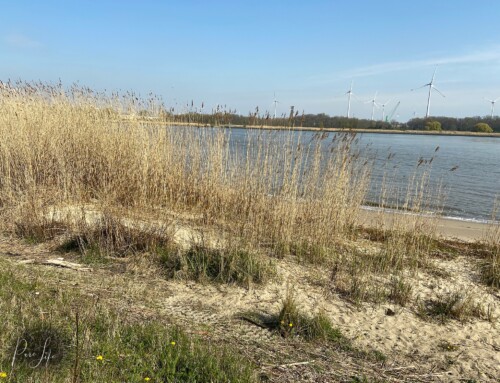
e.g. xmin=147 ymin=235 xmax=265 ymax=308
xmin=225 ymin=128 xmax=499 ymax=222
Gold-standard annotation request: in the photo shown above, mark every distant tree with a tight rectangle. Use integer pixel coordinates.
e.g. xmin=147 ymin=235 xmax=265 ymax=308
xmin=424 ymin=120 xmax=442 ymax=131
xmin=474 ymin=122 xmax=493 ymax=133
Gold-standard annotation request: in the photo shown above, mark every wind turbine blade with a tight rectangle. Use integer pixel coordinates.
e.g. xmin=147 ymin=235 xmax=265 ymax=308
xmin=495 ymin=97 xmax=500 ymax=102
xmin=431 ymin=65 xmax=438 ymax=83
xmin=433 ymin=86 xmax=445 ymax=97
xmin=484 ymin=97 xmax=494 ymax=102
xmin=411 ymin=84 xmax=428 ymax=91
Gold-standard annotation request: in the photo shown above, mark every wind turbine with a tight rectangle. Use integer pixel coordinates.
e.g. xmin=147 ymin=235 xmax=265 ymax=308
xmin=273 ymin=92 xmax=280 ymax=118
xmin=365 ymin=92 xmax=379 ymax=121
xmin=380 ymin=99 xmax=391 ymax=121
xmin=345 ymin=81 xmax=355 ymax=118
xmin=411 ymin=66 xmax=445 ymax=118
xmin=484 ymin=97 xmax=500 ymax=118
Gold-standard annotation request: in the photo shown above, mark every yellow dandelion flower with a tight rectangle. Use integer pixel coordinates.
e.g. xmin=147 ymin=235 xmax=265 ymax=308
xmin=96 ymin=355 xmax=104 ymax=361
xmin=144 ymin=378 xmax=151 ymax=382
xmin=0 ymin=371 xmax=7 ymax=379
xmin=170 ymin=341 xmax=176 ymax=346
xmin=289 ymin=323 xmax=293 ymax=327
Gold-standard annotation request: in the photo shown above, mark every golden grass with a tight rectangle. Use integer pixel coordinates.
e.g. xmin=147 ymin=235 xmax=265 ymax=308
xmin=0 ymin=81 xmax=369 ymax=258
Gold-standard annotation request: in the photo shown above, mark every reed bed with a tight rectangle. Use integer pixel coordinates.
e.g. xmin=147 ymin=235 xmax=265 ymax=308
xmin=0 ymin=81 xmax=369 ymax=259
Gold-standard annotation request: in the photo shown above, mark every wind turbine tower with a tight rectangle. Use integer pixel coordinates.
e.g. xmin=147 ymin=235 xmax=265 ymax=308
xmin=412 ymin=66 xmax=445 ymax=118
xmin=345 ymin=81 xmax=354 ymax=118
xmin=365 ymin=92 xmax=379 ymax=121
xmin=273 ymin=92 xmax=280 ymax=118
xmin=380 ymin=99 xmax=391 ymax=121
xmin=485 ymin=97 xmax=500 ymax=118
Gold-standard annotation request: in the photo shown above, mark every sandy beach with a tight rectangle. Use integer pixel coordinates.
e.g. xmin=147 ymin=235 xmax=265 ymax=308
xmin=359 ymin=208 xmax=494 ymax=242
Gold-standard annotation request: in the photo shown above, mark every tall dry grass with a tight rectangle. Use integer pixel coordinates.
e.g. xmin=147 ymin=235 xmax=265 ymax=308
xmin=480 ymin=201 xmax=500 ymax=288
xmin=0 ymin=81 xmax=369 ymax=256
xmin=373 ymin=160 xmax=444 ymax=272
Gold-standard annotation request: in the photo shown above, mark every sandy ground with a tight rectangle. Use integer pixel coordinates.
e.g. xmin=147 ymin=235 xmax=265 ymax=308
xmin=359 ymin=208 xmax=493 ymax=242
xmin=1 ymin=225 xmax=498 ymax=382
xmin=2 ymin=204 xmax=499 ymax=381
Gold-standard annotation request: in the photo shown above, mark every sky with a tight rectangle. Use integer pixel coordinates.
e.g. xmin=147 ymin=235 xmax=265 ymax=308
xmin=2 ymin=0 xmax=500 ymax=121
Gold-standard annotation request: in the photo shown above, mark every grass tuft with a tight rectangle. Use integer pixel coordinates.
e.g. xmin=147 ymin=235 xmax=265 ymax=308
xmin=158 ymin=244 xmax=275 ymax=287
xmin=387 ymin=276 xmax=413 ymax=307
xmin=418 ymin=291 xmax=487 ymax=323
xmin=239 ymin=290 xmax=350 ymax=345
xmin=274 ymin=292 xmax=346 ymax=343
xmin=480 ymin=250 xmax=500 ymax=289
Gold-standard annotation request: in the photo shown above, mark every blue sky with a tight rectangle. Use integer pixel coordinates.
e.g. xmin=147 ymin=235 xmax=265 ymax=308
xmin=2 ymin=0 xmax=500 ymax=121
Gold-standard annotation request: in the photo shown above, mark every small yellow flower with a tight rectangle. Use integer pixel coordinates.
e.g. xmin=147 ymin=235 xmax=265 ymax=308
xmin=289 ymin=323 xmax=293 ymax=327
xmin=170 ymin=341 xmax=176 ymax=346
xmin=144 ymin=378 xmax=151 ymax=382
xmin=96 ymin=355 xmax=104 ymax=361
xmin=0 ymin=371 xmax=7 ymax=379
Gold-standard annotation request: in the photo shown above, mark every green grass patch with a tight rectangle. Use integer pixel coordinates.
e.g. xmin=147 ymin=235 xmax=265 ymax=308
xmin=158 ymin=244 xmax=275 ymax=287
xmin=81 ymin=323 xmax=256 ymax=383
xmin=0 ymin=259 xmax=258 ymax=383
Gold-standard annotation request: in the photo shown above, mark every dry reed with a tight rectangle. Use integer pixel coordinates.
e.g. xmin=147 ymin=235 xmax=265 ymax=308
xmin=0 ymin=81 xmax=369 ymax=259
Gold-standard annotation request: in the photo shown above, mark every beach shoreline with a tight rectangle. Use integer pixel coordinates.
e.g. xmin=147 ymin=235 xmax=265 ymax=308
xmin=359 ymin=208 xmax=495 ymax=242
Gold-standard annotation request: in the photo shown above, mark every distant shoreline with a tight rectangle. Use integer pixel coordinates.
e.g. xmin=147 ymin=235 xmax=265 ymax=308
xmin=134 ymin=119 xmax=500 ymax=137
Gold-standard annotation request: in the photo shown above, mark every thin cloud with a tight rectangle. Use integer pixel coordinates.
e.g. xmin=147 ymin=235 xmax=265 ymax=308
xmin=4 ymin=33 xmax=43 ymax=49
xmin=350 ymin=49 xmax=500 ymax=78
xmin=312 ymin=46 xmax=500 ymax=82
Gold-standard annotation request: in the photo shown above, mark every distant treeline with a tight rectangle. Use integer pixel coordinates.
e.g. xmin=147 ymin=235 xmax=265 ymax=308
xmin=155 ymin=110 xmax=500 ymax=132
xmin=406 ymin=116 xmax=500 ymax=132
xmin=163 ymin=111 xmax=394 ymax=130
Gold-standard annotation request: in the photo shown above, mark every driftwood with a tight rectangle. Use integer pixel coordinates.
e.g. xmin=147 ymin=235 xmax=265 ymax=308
xmin=19 ymin=258 xmax=92 ymax=272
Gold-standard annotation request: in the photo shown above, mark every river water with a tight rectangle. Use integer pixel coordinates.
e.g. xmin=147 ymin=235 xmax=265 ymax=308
xmin=225 ymin=128 xmax=500 ymax=223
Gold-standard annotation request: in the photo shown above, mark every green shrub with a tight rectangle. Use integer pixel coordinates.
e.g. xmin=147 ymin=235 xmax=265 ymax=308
xmin=424 ymin=120 xmax=442 ymax=131
xmin=474 ymin=123 xmax=493 ymax=133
